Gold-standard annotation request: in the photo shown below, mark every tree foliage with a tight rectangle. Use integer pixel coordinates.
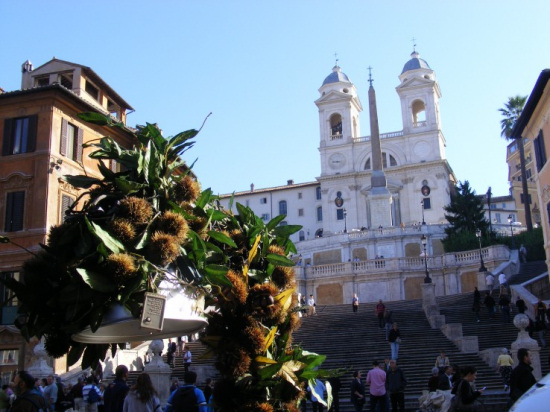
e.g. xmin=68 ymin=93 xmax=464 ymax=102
xmin=444 ymin=181 xmax=489 ymax=237
xmin=499 ymin=95 xmax=527 ymax=140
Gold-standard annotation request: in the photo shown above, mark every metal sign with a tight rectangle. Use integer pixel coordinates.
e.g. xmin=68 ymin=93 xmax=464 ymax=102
xmin=141 ymin=293 xmax=166 ymax=331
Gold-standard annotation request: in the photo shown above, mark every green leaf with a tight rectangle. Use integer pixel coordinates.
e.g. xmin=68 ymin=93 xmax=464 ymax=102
xmin=76 ymin=268 xmax=117 ymax=293
xmin=266 ymin=214 xmax=286 ymax=230
xmin=78 ymin=112 xmax=111 ymax=126
xmin=204 ymin=268 xmax=232 ymax=287
xmin=85 ymin=218 xmax=124 ymax=254
xmin=62 ymin=175 xmax=102 ymax=189
xmin=273 ymin=224 xmax=302 ymax=237
xmin=257 ymin=362 xmax=283 ymax=380
xmin=207 ymin=231 xmax=237 ymax=248
xmin=206 ymin=209 xmax=227 ymax=222
xmin=196 ymin=188 xmax=213 ymax=209
xmin=266 ymin=253 xmax=295 ymax=267
xmin=115 ymin=176 xmax=148 ymax=194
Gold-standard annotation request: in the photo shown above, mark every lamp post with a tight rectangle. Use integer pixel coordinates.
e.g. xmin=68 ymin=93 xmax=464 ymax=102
xmin=421 ymin=200 xmax=426 ymax=225
xmin=475 ymin=228 xmax=487 ymax=272
xmin=343 ymin=208 xmax=347 ymax=233
xmin=421 ymin=234 xmax=431 ymax=283
xmin=487 ymin=187 xmax=493 ymax=236
xmin=507 ymin=214 xmax=516 ymax=249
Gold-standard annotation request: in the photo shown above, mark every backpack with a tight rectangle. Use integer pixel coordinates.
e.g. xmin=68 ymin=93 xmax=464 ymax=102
xmin=18 ymin=392 xmax=47 ymax=411
xmin=170 ymin=386 xmax=198 ymax=411
xmin=87 ymin=386 xmax=100 ymax=404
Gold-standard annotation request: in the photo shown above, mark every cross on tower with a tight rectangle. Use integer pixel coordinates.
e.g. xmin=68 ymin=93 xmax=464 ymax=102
xmin=368 ymin=66 xmax=373 ymax=86
xmin=334 ymin=52 xmax=339 ymax=67
xmin=411 ymin=37 xmax=417 ymax=52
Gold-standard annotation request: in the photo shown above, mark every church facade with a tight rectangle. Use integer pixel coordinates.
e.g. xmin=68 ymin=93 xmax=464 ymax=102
xmin=219 ymin=52 xmax=509 ymax=304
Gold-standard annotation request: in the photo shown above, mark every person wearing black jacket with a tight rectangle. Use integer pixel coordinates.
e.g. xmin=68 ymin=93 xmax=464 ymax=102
xmin=350 ymin=370 xmax=365 ymax=412
xmin=103 ymin=365 xmax=129 ymax=412
xmin=510 ymin=348 xmax=536 ymax=402
xmin=484 ymin=292 xmax=495 ymax=319
xmin=451 ymin=366 xmax=484 ymax=410
xmin=386 ymin=360 xmax=407 ymax=412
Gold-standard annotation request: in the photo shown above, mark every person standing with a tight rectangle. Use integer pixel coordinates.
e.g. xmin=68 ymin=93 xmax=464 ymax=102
xmin=310 ymin=379 xmax=326 ymax=412
xmin=450 ymin=366 xmax=484 ymax=409
xmin=44 ymin=375 xmax=58 ymax=412
xmin=308 ymin=294 xmax=317 ymax=316
xmin=499 ymin=294 xmax=511 ymax=323
xmin=182 ymin=345 xmax=192 ymax=373
xmin=11 ymin=371 xmax=48 ymax=412
xmin=509 ymin=348 xmax=536 ymax=402
xmin=535 ymin=299 xmax=547 ymax=323
xmin=122 ymin=373 xmax=161 ymax=412
xmin=82 ymin=376 xmax=102 ymax=412
xmin=484 ymin=292 xmax=496 ymax=319
xmin=435 ymin=351 xmax=450 ymax=373
xmin=165 ymin=371 xmax=207 ymax=412
xmin=104 ymin=365 xmax=129 ymax=412
xmin=386 ymin=360 xmax=406 ymax=412
xmin=437 ymin=366 xmax=454 ymax=391
xmin=519 ymin=244 xmax=527 ymax=262
xmin=352 ymin=293 xmax=359 ymax=313
xmin=327 ymin=376 xmax=341 ymax=412
xmin=388 ymin=323 xmax=401 ymax=361
xmin=366 ymin=360 xmax=387 ymax=412
xmin=375 ymin=300 xmax=386 ymax=328
xmin=384 ymin=310 xmax=393 ymax=341
xmin=496 ymin=348 xmax=513 ymax=391
xmin=516 ymin=297 xmax=526 ymax=314
xmin=485 ymin=273 xmax=494 ymax=292
xmin=498 ymin=273 xmax=508 ymax=293
xmin=350 ymin=371 xmax=366 ymax=412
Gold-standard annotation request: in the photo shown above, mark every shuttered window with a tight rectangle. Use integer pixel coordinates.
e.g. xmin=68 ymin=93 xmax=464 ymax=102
xmin=4 ymin=191 xmax=25 ymax=232
xmin=2 ymin=115 xmax=38 ymax=156
xmin=60 ymin=194 xmax=74 ymax=222
xmin=60 ymin=119 xmax=83 ymax=162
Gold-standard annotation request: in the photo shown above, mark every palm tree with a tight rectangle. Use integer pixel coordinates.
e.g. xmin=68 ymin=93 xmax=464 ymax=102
xmin=499 ymin=95 xmax=532 ymax=231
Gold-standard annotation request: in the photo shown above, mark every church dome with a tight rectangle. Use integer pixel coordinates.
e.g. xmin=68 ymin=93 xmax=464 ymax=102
xmin=401 ymin=51 xmax=431 ymax=74
xmin=322 ymin=65 xmax=352 ymax=86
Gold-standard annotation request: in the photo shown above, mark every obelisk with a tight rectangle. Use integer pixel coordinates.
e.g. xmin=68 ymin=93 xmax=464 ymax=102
xmin=367 ymin=68 xmax=393 ymax=227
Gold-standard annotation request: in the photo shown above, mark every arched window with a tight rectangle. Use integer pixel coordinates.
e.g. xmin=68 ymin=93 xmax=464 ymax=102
xmin=412 ymin=99 xmax=426 ymax=127
xmin=315 ymin=228 xmax=324 ymax=238
xmin=364 ymin=158 xmax=371 ymax=170
xmin=317 ymin=206 xmax=323 ymax=221
xmin=316 ymin=186 xmax=322 ymax=200
xmin=299 ymin=230 xmax=305 ymax=241
xmin=330 ymin=113 xmax=342 ymax=137
xmin=279 ymin=200 xmax=287 ymax=216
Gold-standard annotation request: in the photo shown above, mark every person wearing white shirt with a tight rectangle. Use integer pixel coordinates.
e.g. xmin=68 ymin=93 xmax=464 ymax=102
xmin=308 ymin=294 xmax=316 ymax=316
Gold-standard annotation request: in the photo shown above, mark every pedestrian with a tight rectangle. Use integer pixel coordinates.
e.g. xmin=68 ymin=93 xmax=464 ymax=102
xmin=352 ymin=293 xmax=359 ymax=313
xmin=509 ymin=348 xmax=536 ymax=402
xmin=375 ymin=300 xmax=386 ymax=328
xmin=535 ymin=319 xmax=547 ymax=347
xmin=300 ymin=294 xmax=308 ymax=317
xmin=485 ymin=273 xmax=494 ymax=292
xmin=308 ymin=294 xmax=317 ymax=316
xmin=122 ymin=373 xmax=161 ymax=412
xmin=499 ymin=294 xmax=511 ymax=323
xmin=484 ymin=292 xmax=495 ymax=319
xmin=82 ymin=376 xmax=102 ymax=412
xmin=498 ymin=272 xmax=507 ymax=294
xmin=428 ymin=367 xmax=440 ymax=392
xmin=350 ymin=371 xmax=366 ymax=412
xmin=11 ymin=371 xmax=48 ymax=412
xmin=165 ymin=371 xmax=207 ymax=412
xmin=310 ymin=379 xmax=326 ymax=412
xmin=450 ymin=366 xmax=484 ymax=410
xmin=167 ymin=338 xmax=176 ymax=368
xmin=44 ymin=375 xmax=58 ymax=412
xmin=103 ymin=365 xmax=129 ymax=412
xmin=388 ymin=323 xmax=401 ymax=361
xmin=519 ymin=244 xmax=527 ymax=262
xmin=327 ymin=376 xmax=341 ymax=412
xmin=177 ymin=336 xmax=183 ymax=356
xmin=435 ymin=351 xmax=450 ymax=373
xmin=71 ymin=377 xmax=85 ymax=411
xmin=438 ymin=366 xmax=454 ymax=391
xmin=516 ymin=297 xmax=526 ymax=314
xmin=496 ymin=348 xmax=513 ymax=392
xmin=535 ymin=299 xmax=547 ymax=323
xmin=182 ymin=345 xmax=192 ymax=373
xmin=384 ymin=310 xmax=393 ymax=341
xmin=366 ymin=360 xmax=387 ymax=412
xmin=203 ymin=378 xmax=214 ymax=408
xmin=386 ymin=360 xmax=407 ymax=412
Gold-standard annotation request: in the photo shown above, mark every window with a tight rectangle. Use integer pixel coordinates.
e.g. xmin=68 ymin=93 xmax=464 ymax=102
xmin=490 ymin=204 xmax=497 ymax=209
xmin=260 ymin=197 xmax=267 ymax=204
xmin=316 ymin=187 xmax=322 ymax=200
xmin=336 ymin=209 xmax=344 ymax=220
xmin=85 ymin=80 xmax=99 ymax=101
xmin=60 ymin=73 xmax=73 ymax=89
xmin=502 ymin=203 xmax=506 ymax=209
xmin=315 ymin=228 xmax=324 ymax=238
xmin=534 ymin=130 xmax=547 ymax=172
xmin=364 ymin=158 xmax=371 ymax=170
xmin=495 ymin=213 xmax=501 ymax=223
xmin=0 ymin=271 xmax=20 ymax=325
xmin=60 ymin=119 xmax=83 ymax=162
xmin=299 ymin=231 xmax=305 ymax=241
xmin=279 ymin=200 xmax=287 ymax=216
xmin=2 ymin=115 xmax=38 ymax=156
xmin=330 ymin=113 xmax=343 ymax=136
xmin=298 ymin=208 xmax=304 ymax=217
xmin=422 ymin=198 xmax=431 ymax=210
xmin=4 ymin=191 xmax=24 ymax=232
xmin=280 ymin=221 xmax=288 ymax=226
xmin=298 ymin=192 xmax=302 ymax=199
xmin=60 ymin=194 xmax=74 ymax=222
xmin=261 ymin=213 xmax=270 ymax=221
xmin=382 ymin=152 xmax=398 ymax=168
xmin=245 ymin=200 xmax=249 ymax=207
xmin=317 ymin=206 xmax=323 ymax=221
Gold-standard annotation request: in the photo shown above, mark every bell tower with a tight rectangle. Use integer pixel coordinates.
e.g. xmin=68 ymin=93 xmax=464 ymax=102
xmin=315 ymin=63 xmax=362 ymax=176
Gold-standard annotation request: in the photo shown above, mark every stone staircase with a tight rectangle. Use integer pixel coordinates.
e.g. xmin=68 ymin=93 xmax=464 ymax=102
xmin=508 ymin=261 xmax=548 ymax=285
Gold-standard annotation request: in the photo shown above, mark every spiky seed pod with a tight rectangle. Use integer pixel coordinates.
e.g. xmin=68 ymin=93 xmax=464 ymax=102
xmin=118 ymin=197 xmax=154 ymax=224
xmin=271 ymin=266 xmax=295 ymax=289
xmin=104 ymin=253 xmax=138 ymax=283
xmin=216 ymin=346 xmax=251 ymax=378
xmin=44 ymin=332 xmax=72 ymax=358
xmin=108 ymin=218 xmax=137 ymax=244
xmin=242 ymin=322 xmax=266 ymax=355
xmin=247 ymin=283 xmax=282 ymax=320
xmin=188 ymin=215 xmax=208 ymax=234
xmin=252 ymin=403 xmax=273 ymax=412
xmin=288 ymin=311 xmax=301 ymax=334
xmin=173 ymin=175 xmax=201 ymax=203
xmin=146 ymin=232 xmax=180 ymax=266
xmin=268 ymin=244 xmax=286 ymax=256
xmin=283 ymin=402 xmax=302 ymax=412
xmin=153 ymin=211 xmax=188 ymax=243
xmin=221 ymin=270 xmax=248 ymax=306
xmin=47 ymin=223 xmax=72 ymax=248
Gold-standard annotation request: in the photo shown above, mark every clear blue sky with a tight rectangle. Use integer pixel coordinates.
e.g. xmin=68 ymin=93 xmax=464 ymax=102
xmin=2 ymin=0 xmax=549 ymax=199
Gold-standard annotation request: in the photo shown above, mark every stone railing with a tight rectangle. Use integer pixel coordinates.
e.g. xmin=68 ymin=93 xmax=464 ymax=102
xmin=352 ymin=130 xmax=404 ymax=143
xmin=330 ymin=133 xmax=343 ymax=140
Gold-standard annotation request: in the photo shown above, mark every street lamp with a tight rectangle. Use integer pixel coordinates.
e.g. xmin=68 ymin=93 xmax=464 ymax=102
xmin=343 ymin=208 xmax=347 ymax=233
xmin=475 ymin=228 xmax=487 ymax=272
xmin=421 ymin=234 xmax=431 ymax=283
xmin=421 ymin=200 xmax=426 ymax=225
xmin=507 ymin=214 xmax=516 ymax=249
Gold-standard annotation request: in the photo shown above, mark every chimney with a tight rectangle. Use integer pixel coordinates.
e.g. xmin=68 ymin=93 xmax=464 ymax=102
xmin=250 ymin=183 xmax=254 ymax=192
xmin=22 ymin=60 xmax=33 ymax=74
xmin=287 ymin=179 xmax=294 ymax=185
